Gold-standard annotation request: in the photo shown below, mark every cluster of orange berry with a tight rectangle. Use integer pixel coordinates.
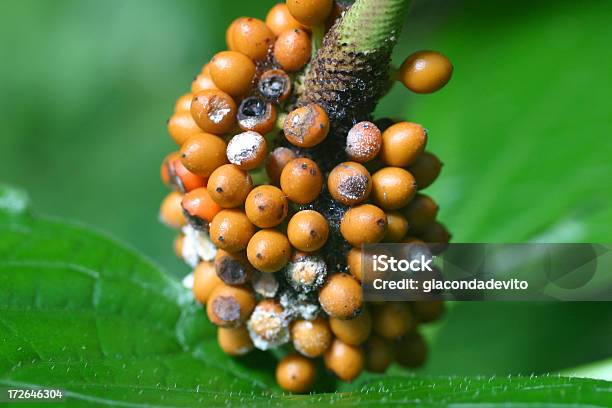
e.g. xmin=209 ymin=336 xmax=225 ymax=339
xmin=159 ymin=0 xmax=452 ymax=393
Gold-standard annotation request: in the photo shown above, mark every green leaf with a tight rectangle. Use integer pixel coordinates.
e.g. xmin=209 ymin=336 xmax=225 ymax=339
xmin=1 ymin=185 xmax=611 ymax=406
xmin=375 ymin=0 xmax=612 ymax=376
xmin=381 ymin=0 xmax=612 ymax=243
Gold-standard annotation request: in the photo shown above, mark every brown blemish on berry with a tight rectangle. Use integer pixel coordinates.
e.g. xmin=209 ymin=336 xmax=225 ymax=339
xmin=212 ymin=296 xmax=241 ymax=323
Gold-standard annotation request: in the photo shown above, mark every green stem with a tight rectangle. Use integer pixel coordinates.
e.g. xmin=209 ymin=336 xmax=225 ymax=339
xmin=300 ymin=0 xmax=411 ymax=130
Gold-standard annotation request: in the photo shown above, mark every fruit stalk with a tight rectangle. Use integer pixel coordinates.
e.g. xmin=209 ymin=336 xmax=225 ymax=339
xmin=300 ymin=0 xmax=411 ymax=130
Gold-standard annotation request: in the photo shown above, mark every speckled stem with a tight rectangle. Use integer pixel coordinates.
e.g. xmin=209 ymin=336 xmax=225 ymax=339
xmin=299 ymin=0 xmax=411 ymax=130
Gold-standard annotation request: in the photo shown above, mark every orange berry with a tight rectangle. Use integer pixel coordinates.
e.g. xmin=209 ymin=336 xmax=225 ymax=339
xmin=345 ymin=121 xmax=382 ymax=163
xmin=327 ymin=162 xmax=372 ymax=206
xmin=283 ymin=103 xmax=330 ymax=147
xmin=280 ymin=158 xmax=323 ymax=204
xmin=274 ymin=28 xmax=311 ymax=72
xmin=399 ymin=50 xmax=453 ymax=94
xmin=266 ymin=147 xmax=296 ymax=186
xmin=226 ymin=131 xmax=268 ymax=170
xmin=180 ymin=133 xmax=228 ymax=177
xmin=323 ymin=338 xmax=364 ymax=381
xmin=210 ymin=51 xmax=256 ymax=97
xmin=340 ymin=204 xmax=387 ymax=246
xmin=206 ymin=284 xmax=255 ymax=327
xmin=167 ymin=111 xmax=201 ymax=145
xmin=190 ymin=89 xmax=237 ymax=135
xmin=247 ymin=229 xmax=292 ymax=273
xmin=191 ymin=72 xmax=219 ymax=93
xmin=286 ymin=0 xmax=333 ymax=27
xmin=371 ymin=167 xmax=417 ymax=210
xmin=266 ymin=4 xmax=305 ymax=36
xmin=174 ymin=92 xmax=193 ymax=113
xmin=231 ymin=17 xmax=275 ymax=61
xmin=218 ymin=326 xmax=254 ymax=356
xmin=159 ymin=191 xmax=186 ymax=229
xmin=318 ymin=273 xmax=362 ymax=319
xmin=407 ymin=151 xmax=443 ymax=190
xmin=207 ymin=164 xmax=253 ymax=208
xmin=245 ymin=185 xmax=288 ymax=228
xmin=192 ymin=261 xmax=223 ymax=304
xmin=379 ymin=122 xmax=427 ymax=167
xmin=287 ymin=210 xmax=329 ymax=252
xmin=181 ymin=187 xmax=222 ymax=224
xmin=209 ymin=209 xmax=256 ymax=252
xmin=276 ymin=353 xmax=316 ymax=393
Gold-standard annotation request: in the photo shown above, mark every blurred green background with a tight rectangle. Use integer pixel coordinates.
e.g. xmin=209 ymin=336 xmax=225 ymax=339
xmin=1 ymin=0 xmax=611 ymax=378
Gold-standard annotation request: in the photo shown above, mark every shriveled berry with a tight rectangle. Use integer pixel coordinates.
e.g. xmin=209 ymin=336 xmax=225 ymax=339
xmin=190 ymin=89 xmax=237 ymax=135
xmin=400 ymin=50 xmax=453 ymax=94
xmin=236 ymin=97 xmax=277 ymax=135
xmin=285 ymin=251 xmax=327 ymax=292
xmin=407 ymin=151 xmax=442 ymax=190
xmin=217 ymin=326 xmax=254 ymax=356
xmin=258 ymin=69 xmax=292 ymax=102
xmin=291 ymin=316 xmax=332 ymax=357
xmin=167 ymin=111 xmax=201 ymax=145
xmin=266 ymin=147 xmax=296 ymax=186
xmin=182 ymin=187 xmax=222 ymax=225
xmin=247 ymin=229 xmax=292 ymax=273
xmin=192 ymin=261 xmax=223 ymax=304
xmin=274 ymin=28 xmax=311 ymax=72
xmin=318 ymin=273 xmax=362 ymax=319
xmin=287 ymin=210 xmax=329 ymax=252
xmin=345 ymin=121 xmax=382 ymax=163
xmin=266 ymin=4 xmax=305 ymax=36
xmin=226 ymin=131 xmax=268 ymax=170
xmin=206 ymin=284 xmax=256 ymax=327
xmin=329 ymin=308 xmax=372 ymax=345
xmin=286 ymin=0 xmax=333 ymax=26
xmin=210 ymin=51 xmax=256 ymax=97
xmin=379 ymin=122 xmax=427 ymax=167
xmin=245 ymin=185 xmax=288 ymax=228
xmin=323 ymin=338 xmax=364 ymax=381
xmin=371 ymin=167 xmax=417 ymax=210
xmin=214 ymin=249 xmax=252 ymax=286
xmin=231 ymin=17 xmax=275 ymax=61
xmin=247 ymin=300 xmax=290 ymax=350
xmin=276 ymin=353 xmax=316 ymax=393
xmin=207 ymin=164 xmax=253 ymax=208
xmin=283 ymin=104 xmax=330 ymax=148
xmin=280 ymin=158 xmax=323 ymax=204
xmin=327 ymin=162 xmax=372 ymax=206
xmin=209 ymin=209 xmax=256 ymax=252
xmin=340 ymin=204 xmax=387 ymax=246
xmin=180 ymin=133 xmax=228 ymax=177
